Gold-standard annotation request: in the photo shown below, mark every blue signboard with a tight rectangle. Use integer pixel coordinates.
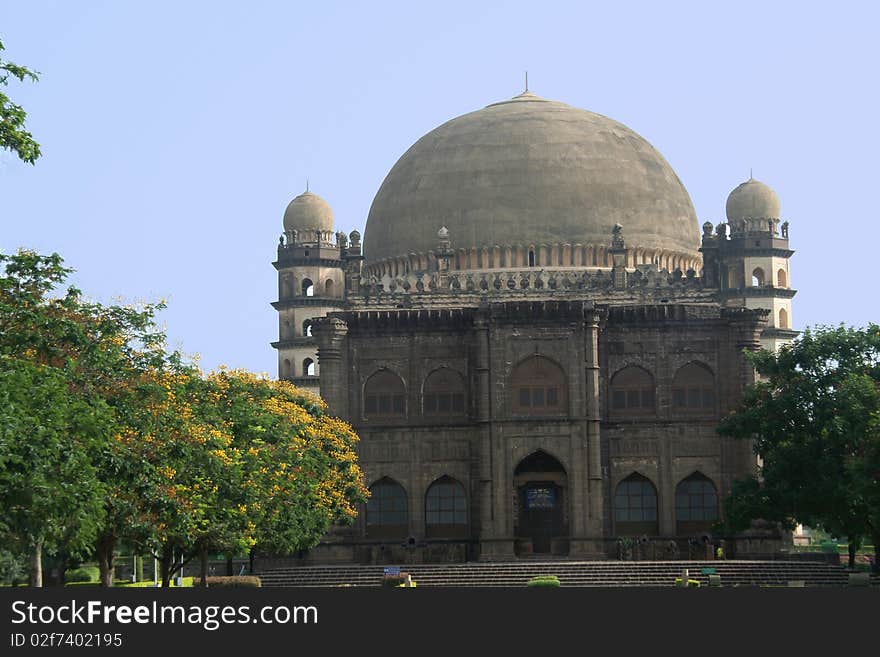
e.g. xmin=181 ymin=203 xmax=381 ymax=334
xmin=525 ymin=487 xmax=556 ymax=509
xmin=383 ymin=567 xmax=400 ymax=576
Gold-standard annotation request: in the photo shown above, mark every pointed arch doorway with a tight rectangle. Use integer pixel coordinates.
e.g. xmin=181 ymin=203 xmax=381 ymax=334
xmin=514 ymin=451 xmax=568 ymax=555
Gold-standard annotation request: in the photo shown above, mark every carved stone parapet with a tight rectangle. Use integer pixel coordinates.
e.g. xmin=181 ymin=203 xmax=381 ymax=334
xmin=313 ymin=316 xmax=348 ymax=349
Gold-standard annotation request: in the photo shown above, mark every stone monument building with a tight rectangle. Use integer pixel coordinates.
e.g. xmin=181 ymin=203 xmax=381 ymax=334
xmin=271 ymin=90 xmax=797 ymax=563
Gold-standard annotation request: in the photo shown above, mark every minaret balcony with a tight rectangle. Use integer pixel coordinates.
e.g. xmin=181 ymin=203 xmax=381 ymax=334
xmin=272 ymin=297 xmax=346 ymax=309
xmin=271 ymin=337 xmax=316 ymax=349
xmin=717 ymin=287 xmax=796 ymax=300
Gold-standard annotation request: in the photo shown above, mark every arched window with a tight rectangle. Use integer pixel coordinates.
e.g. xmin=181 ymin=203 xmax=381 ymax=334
xmin=779 ymin=307 xmax=789 ymax=329
xmin=303 ymin=358 xmax=316 ymax=376
xmin=609 ymin=365 xmax=655 ymax=415
xmin=614 ymin=473 xmax=658 ymax=536
xmin=325 ymin=279 xmax=334 ymax=297
xmin=423 ymin=368 xmax=466 ymax=416
xmin=511 ymin=356 xmax=567 ymax=415
xmin=675 ymin=473 xmax=718 ymax=534
xmin=302 ymin=278 xmax=314 ymax=297
xmin=302 ymin=320 xmax=313 ymax=337
xmin=751 ymin=267 xmax=765 ymax=287
xmin=364 ymin=369 xmax=406 ymax=418
xmin=777 ymin=268 xmax=787 ymax=288
xmin=528 ymin=249 xmax=535 ymax=267
xmin=366 ymin=478 xmax=408 ymax=539
xmin=672 ymin=362 xmax=715 ymax=413
xmin=425 ymin=476 xmax=468 ymax=538
xmin=283 ymin=358 xmax=291 ymax=379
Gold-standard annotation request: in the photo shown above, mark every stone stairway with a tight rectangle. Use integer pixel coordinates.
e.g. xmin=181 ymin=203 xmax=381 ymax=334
xmin=258 ymin=560 xmax=859 ymax=588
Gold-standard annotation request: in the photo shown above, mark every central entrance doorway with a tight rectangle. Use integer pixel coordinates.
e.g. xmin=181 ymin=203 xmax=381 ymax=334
xmin=514 ymin=451 xmax=568 ymax=556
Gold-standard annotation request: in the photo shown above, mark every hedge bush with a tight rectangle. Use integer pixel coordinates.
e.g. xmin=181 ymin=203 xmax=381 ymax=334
xmin=191 ymin=576 xmax=261 ymax=588
xmin=527 ymin=575 xmax=561 ymax=587
xmin=66 ymin=567 xmax=100 ymax=583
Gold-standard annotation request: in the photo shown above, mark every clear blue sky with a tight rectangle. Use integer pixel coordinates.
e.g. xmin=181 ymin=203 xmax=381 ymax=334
xmin=2 ymin=1 xmax=878 ymax=375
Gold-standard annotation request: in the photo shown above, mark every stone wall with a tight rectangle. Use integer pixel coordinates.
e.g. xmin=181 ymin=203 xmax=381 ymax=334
xmin=312 ymin=299 xmax=766 ymax=564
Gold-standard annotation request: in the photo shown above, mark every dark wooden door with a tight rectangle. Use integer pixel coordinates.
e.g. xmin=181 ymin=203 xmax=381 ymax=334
xmin=519 ymin=483 xmax=562 ymax=553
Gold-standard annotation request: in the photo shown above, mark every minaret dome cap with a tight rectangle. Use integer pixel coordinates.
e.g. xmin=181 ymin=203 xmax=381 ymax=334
xmin=283 ymin=190 xmax=334 ymax=232
xmin=725 ymin=177 xmax=780 ymax=223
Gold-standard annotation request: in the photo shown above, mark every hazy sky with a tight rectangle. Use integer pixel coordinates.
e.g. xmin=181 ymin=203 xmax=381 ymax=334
xmin=2 ymin=1 xmax=878 ymax=375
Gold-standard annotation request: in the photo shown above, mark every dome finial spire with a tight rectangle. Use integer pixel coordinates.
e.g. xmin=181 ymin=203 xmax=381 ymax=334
xmin=749 ymin=168 xmax=753 ymax=180
xmin=525 ymin=70 xmax=529 ymax=92
xmin=306 ymin=178 xmax=309 ymax=193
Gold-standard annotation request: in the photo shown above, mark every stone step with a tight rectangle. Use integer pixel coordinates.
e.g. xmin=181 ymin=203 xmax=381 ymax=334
xmin=262 ymin=568 xmax=847 ymax=579
xmin=258 ymin=560 xmax=856 ymax=588
xmin=266 ymin=565 xmax=841 ymax=575
xmin=276 ymin=565 xmax=837 ymax=568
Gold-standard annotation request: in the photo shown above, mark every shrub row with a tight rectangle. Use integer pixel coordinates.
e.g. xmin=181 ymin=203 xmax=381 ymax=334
xmin=190 ymin=576 xmax=261 ymax=588
xmin=65 ymin=567 xmax=100 ymax=583
xmin=527 ymin=575 xmax=561 ymax=587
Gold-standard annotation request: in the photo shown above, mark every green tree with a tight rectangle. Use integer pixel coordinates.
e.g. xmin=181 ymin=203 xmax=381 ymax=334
xmin=0 ymin=547 xmax=28 ymax=585
xmin=0 ymin=357 xmax=108 ymax=586
xmin=85 ymin=333 xmax=188 ymax=588
xmin=851 ymin=409 xmax=880 ymax=572
xmin=92 ymin=363 xmax=184 ymax=588
xmin=718 ymin=324 xmax=880 ymax=568
xmin=0 ymin=250 xmax=168 ymax=586
xmin=1 ymin=37 xmax=41 ymax=164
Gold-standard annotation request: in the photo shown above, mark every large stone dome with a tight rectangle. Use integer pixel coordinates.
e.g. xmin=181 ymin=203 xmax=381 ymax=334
xmin=364 ymin=91 xmax=701 ymax=267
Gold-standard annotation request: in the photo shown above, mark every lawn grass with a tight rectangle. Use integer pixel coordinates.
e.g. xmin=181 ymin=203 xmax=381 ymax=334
xmin=5 ymin=577 xmax=196 ymax=588
xmin=65 ymin=576 xmax=194 ymax=588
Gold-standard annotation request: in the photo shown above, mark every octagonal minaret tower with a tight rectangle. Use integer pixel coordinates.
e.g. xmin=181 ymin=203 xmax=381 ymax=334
xmin=709 ymin=177 xmax=797 ymax=352
xmin=271 ymin=187 xmax=346 ymax=396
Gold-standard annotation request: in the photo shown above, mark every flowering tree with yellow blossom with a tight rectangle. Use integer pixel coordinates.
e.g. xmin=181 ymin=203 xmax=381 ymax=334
xmin=115 ymin=368 xmax=368 ymax=588
xmin=206 ymin=370 xmax=367 ymax=574
xmin=111 ymin=367 xmax=252 ymax=587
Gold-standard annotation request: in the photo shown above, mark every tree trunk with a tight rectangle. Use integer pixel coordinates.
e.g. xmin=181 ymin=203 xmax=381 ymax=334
xmin=848 ymin=540 xmax=857 ymax=570
xmin=159 ymin=548 xmax=172 ymax=588
xmin=29 ymin=538 xmax=43 ymax=588
xmin=96 ymin=534 xmax=116 ymax=587
xmin=43 ymin=555 xmax=60 ymax=587
xmin=226 ymin=555 xmax=234 ymax=576
xmin=199 ymin=543 xmax=209 ymax=587
xmin=56 ymin=555 xmax=70 ymax=587
xmin=249 ymin=547 xmax=255 ymax=575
